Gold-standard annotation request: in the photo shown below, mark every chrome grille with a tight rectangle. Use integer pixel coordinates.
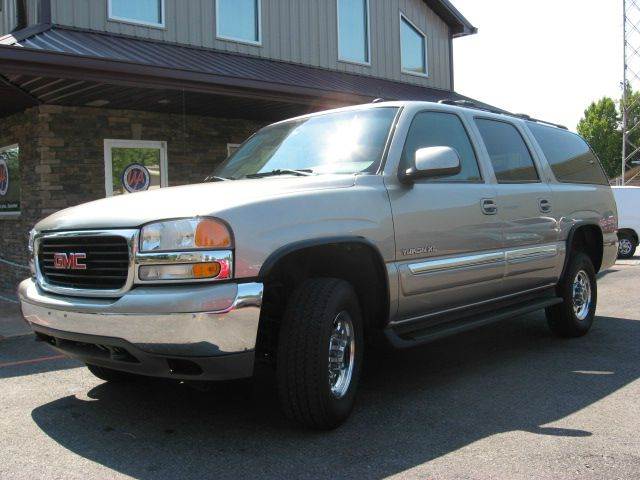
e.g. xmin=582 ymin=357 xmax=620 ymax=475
xmin=38 ymin=235 xmax=130 ymax=291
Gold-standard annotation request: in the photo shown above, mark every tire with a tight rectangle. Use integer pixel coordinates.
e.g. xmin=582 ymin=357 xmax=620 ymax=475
xmin=546 ymin=252 xmax=597 ymax=338
xmin=86 ymin=364 xmax=139 ymax=383
xmin=617 ymin=232 xmax=637 ymax=259
xmin=276 ymin=278 xmax=363 ymax=430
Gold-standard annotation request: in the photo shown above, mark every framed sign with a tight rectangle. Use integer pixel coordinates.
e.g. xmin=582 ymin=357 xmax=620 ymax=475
xmin=0 ymin=144 xmax=20 ymax=216
xmin=104 ymin=140 xmax=168 ymax=196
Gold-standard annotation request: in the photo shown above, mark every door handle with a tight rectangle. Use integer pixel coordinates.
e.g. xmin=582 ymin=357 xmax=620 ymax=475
xmin=481 ymin=198 xmax=498 ymax=215
xmin=539 ymin=198 xmax=552 ymax=213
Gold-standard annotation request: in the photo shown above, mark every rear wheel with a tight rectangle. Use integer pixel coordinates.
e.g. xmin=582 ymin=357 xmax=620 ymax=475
xmin=276 ymin=278 xmax=363 ymax=430
xmin=617 ymin=232 xmax=637 ymax=259
xmin=546 ymin=252 xmax=597 ymax=338
xmin=86 ymin=364 xmax=139 ymax=383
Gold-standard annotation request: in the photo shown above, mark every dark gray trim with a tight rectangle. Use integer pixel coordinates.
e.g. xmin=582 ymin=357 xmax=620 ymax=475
xmin=40 ymin=0 xmax=51 ymax=25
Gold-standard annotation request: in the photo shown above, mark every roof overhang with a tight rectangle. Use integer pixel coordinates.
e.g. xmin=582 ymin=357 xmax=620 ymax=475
xmin=424 ymin=0 xmax=477 ymax=37
xmin=0 ymin=26 xmax=482 ymax=120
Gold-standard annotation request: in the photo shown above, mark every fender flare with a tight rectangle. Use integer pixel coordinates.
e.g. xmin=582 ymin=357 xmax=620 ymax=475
xmin=561 ymin=221 xmax=603 ymax=277
xmin=258 ymin=235 xmax=388 ymax=280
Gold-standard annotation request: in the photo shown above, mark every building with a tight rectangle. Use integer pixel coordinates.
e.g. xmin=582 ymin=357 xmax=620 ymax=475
xmin=0 ymin=0 xmax=477 ymax=291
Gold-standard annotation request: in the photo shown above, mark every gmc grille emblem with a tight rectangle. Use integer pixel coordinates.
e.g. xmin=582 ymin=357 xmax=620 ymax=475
xmin=53 ymin=252 xmax=87 ymax=270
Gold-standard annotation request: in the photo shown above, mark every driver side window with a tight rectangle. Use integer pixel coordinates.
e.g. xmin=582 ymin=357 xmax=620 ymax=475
xmin=401 ymin=111 xmax=482 ymax=182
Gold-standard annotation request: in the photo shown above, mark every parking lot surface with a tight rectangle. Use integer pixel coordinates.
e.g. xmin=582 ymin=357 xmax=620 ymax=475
xmin=1 ymin=261 xmax=639 ymax=480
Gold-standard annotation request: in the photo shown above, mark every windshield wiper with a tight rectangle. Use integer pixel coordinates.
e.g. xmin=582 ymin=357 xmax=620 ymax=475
xmin=245 ymin=169 xmax=314 ymax=179
xmin=204 ymin=175 xmax=233 ymax=182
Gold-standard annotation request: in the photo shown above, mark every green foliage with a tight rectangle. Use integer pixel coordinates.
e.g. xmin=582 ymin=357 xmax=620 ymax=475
xmin=577 ymin=97 xmax=622 ymax=179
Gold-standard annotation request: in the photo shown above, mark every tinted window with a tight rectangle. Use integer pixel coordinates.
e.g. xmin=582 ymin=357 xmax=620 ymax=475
xmin=527 ymin=122 xmax=608 ymax=185
xmin=400 ymin=16 xmax=427 ymax=75
xmin=110 ymin=0 xmax=163 ymax=26
xmin=217 ymin=0 xmax=260 ymax=43
xmin=475 ymin=119 xmax=539 ymax=183
xmin=338 ymin=0 xmax=369 ymax=64
xmin=402 ymin=112 xmax=481 ymax=182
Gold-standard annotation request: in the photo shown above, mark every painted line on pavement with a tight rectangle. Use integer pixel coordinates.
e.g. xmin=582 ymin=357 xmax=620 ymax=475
xmin=0 ymin=294 xmax=19 ymax=304
xmin=0 ymin=354 xmax=67 ymax=369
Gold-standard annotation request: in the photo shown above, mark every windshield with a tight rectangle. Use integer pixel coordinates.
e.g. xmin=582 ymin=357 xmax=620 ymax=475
xmin=213 ymin=107 xmax=399 ymax=179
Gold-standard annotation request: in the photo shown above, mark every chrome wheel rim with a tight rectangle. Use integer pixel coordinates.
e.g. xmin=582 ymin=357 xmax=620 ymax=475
xmin=572 ymin=270 xmax=592 ymax=321
xmin=619 ymin=239 xmax=633 ymax=256
xmin=328 ymin=311 xmax=355 ymax=399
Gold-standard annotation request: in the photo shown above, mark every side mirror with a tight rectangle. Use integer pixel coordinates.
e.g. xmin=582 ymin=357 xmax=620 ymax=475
xmin=400 ymin=146 xmax=462 ymax=183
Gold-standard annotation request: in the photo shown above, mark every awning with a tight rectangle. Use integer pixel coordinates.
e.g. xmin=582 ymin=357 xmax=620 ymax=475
xmin=0 ymin=26 xmax=489 ymax=120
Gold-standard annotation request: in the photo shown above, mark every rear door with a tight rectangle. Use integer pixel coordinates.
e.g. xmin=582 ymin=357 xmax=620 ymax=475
xmin=386 ymin=110 xmax=503 ymax=321
xmin=473 ymin=118 xmax=560 ymax=294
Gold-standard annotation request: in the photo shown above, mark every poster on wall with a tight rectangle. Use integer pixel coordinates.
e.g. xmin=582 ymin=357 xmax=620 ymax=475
xmin=0 ymin=145 xmax=20 ymax=215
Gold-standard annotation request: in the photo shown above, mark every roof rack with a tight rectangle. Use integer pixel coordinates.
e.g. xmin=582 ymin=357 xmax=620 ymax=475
xmin=438 ymin=99 xmax=568 ymax=130
xmin=512 ymin=113 xmax=568 ymax=130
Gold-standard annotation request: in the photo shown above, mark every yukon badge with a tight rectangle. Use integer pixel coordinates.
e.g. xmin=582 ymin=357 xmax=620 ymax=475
xmin=53 ymin=252 xmax=87 ymax=270
xmin=402 ymin=245 xmax=437 ymax=256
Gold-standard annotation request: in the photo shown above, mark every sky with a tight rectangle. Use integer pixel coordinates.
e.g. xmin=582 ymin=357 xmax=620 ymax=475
xmin=452 ymin=0 xmax=624 ymax=132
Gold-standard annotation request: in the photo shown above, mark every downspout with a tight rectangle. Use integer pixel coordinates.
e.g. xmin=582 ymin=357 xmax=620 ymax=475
xmin=448 ymin=31 xmax=454 ymax=91
xmin=13 ymin=0 xmax=27 ymax=31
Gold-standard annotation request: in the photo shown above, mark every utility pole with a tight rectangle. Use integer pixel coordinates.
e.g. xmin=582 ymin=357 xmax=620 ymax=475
xmin=622 ymin=0 xmax=640 ymax=186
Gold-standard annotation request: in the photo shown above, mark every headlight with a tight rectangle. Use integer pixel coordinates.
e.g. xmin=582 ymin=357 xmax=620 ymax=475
xmin=140 ymin=218 xmax=232 ymax=252
xmin=137 ymin=218 xmax=233 ymax=283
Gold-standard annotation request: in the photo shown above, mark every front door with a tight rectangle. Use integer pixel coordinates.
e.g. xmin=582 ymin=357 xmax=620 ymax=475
xmin=473 ymin=118 xmax=559 ymax=295
xmin=387 ymin=110 xmax=503 ymax=321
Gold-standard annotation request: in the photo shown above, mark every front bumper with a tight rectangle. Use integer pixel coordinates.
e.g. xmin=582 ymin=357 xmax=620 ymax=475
xmin=18 ymin=278 xmax=264 ymax=380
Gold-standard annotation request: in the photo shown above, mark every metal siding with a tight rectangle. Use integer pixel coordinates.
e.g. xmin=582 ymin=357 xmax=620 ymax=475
xmin=49 ymin=0 xmax=452 ymax=90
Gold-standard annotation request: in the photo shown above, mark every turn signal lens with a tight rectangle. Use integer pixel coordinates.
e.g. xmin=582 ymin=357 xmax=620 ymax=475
xmin=192 ymin=262 xmax=221 ymax=279
xmin=195 ymin=219 xmax=232 ymax=248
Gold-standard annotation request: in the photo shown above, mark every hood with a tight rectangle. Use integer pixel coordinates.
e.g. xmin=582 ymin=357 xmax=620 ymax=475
xmin=36 ymin=174 xmax=356 ymax=231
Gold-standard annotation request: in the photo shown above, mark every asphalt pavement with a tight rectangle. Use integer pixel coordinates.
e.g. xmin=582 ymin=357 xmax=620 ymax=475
xmin=1 ymin=261 xmax=639 ymax=479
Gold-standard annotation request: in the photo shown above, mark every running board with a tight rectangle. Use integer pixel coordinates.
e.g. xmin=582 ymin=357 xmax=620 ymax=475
xmin=385 ymin=295 xmax=563 ymax=349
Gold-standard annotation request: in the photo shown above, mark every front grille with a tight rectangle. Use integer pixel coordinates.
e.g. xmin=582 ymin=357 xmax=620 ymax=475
xmin=38 ymin=235 xmax=130 ymax=290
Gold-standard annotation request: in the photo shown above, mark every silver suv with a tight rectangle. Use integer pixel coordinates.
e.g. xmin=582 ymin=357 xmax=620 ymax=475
xmin=19 ymin=101 xmax=618 ymax=429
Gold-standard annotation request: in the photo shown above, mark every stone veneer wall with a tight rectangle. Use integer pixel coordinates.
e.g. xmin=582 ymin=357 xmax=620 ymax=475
xmin=0 ymin=105 xmax=264 ymax=292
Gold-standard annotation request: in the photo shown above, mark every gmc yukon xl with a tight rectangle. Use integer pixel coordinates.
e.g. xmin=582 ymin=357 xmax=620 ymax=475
xmin=19 ymin=101 xmax=618 ymax=429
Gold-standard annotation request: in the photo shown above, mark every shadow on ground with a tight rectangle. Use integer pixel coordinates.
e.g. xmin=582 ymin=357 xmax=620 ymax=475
xmin=30 ymin=312 xmax=640 ymax=479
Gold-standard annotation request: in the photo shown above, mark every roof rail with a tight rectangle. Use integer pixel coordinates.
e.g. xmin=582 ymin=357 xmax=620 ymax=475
xmin=513 ymin=113 xmax=568 ymax=130
xmin=438 ymin=100 xmax=569 ymax=131
xmin=438 ymin=99 xmax=503 ymax=115
xmin=372 ymin=98 xmax=386 ymax=103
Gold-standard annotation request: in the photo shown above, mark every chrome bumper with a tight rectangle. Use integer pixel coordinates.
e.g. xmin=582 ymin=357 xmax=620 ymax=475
xmin=18 ymin=278 xmax=264 ymax=357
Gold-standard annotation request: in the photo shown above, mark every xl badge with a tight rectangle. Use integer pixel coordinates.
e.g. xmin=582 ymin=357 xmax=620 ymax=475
xmin=53 ymin=252 xmax=87 ymax=270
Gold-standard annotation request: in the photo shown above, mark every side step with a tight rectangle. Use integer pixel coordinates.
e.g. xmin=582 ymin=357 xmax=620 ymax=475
xmin=385 ymin=295 xmax=563 ymax=349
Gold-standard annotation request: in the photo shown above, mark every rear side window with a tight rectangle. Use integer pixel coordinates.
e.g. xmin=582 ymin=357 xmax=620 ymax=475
xmin=402 ymin=111 xmax=481 ymax=182
xmin=527 ymin=122 xmax=608 ymax=185
xmin=475 ymin=119 xmax=539 ymax=183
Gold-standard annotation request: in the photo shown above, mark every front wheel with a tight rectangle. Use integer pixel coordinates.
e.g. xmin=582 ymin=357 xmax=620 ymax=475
xmin=618 ymin=232 xmax=637 ymax=259
xmin=546 ymin=252 xmax=597 ymax=338
xmin=276 ymin=278 xmax=363 ymax=430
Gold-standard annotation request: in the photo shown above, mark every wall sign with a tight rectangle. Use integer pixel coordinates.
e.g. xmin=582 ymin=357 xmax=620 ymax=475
xmin=122 ymin=163 xmax=151 ymax=193
xmin=0 ymin=158 xmax=8 ymax=196
xmin=0 ymin=145 xmax=20 ymax=215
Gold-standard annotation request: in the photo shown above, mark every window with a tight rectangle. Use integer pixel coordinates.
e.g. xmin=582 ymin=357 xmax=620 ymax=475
xmin=104 ymin=140 xmax=168 ymax=197
xmin=527 ymin=123 xmax=608 ymax=185
xmin=400 ymin=14 xmax=427 ymax=76
xmin=0 ymin=144 xmax=20 ymax=216
xmin=216 ymin=0 xmax=261 ymax=45
xmin=401 ymin=112 xmax=481 ymax=182
xmin=108 ymin=0 xmax=164 ymax=28
xmin=475 ymin=119 xmax=539 ymax=183
xmin=214 ymin=107 xmax=398 ymax=179
xmin=337 ymin=0 xmax=370 ymax=65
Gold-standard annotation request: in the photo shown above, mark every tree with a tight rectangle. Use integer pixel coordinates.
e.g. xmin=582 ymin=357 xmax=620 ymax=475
xmin=577 ymin=97 xmax=622 ymax=179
